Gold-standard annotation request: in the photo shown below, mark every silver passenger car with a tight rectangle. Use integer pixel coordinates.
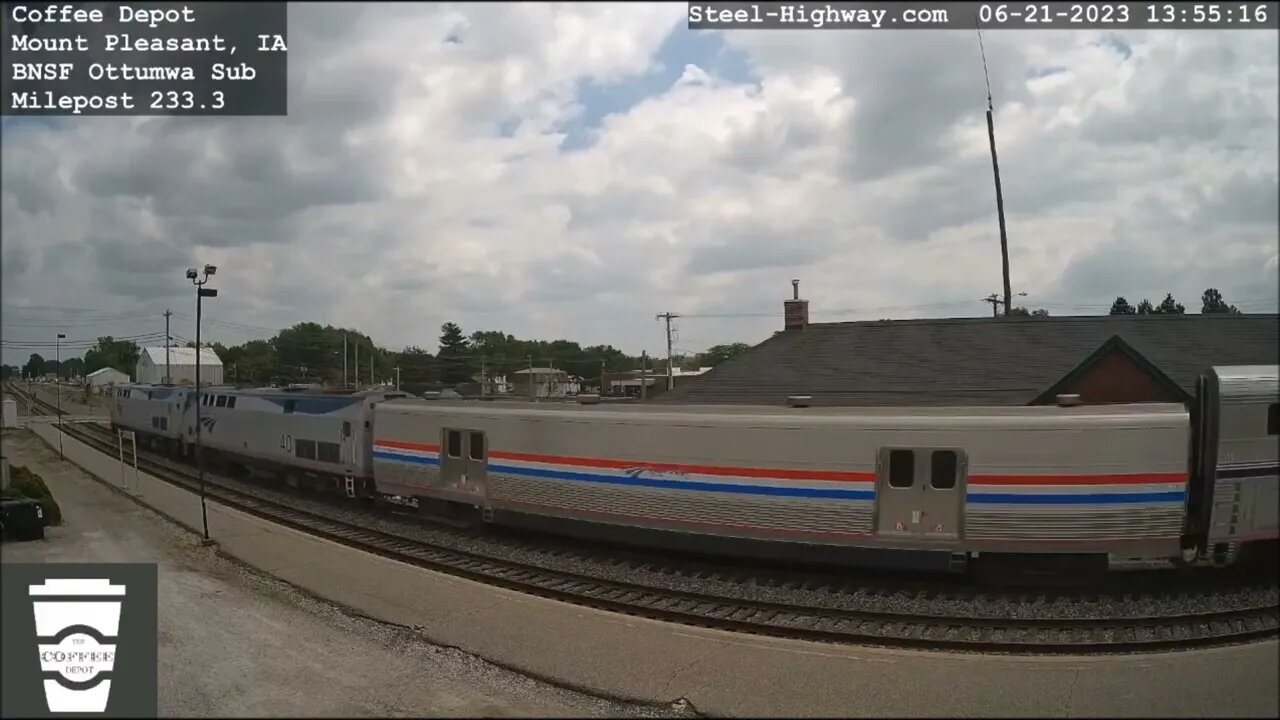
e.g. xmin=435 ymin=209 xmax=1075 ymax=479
xmin=371 ymin=400 xmax=1192 ymax=561
xmin=1189 ymin=365 xmax=1280 ymax=562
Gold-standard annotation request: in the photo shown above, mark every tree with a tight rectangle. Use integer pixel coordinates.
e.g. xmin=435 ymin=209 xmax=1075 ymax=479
xmin=1136 ymin=299 xmax=1155 ymax=314
xmin=394 ymin=346 xmax=438 ymax=393
xmin=1007 ymin=307 xmax=1051 ymax=317
xmin=699 ymin=344 xmax=752 ymax=368
xmin=1 ymin=365 xmax=18 ymax=380
xmin=1154 ymin=293 xmax=1185 ymax=314
xmin=82 ymin=337 xmax=140 ymax=377
xmin=438 ymin=322 xmax=473 ymax=385
xmin=61 ymin=357 xmax=85 ymax=379
xmin=22 ymin=353 xmax=45 ymax=379
xmin=1109 ymin=297 xmax=1137 ymax=315
xmin=1201 ymin=288 xmax=1241 ymax=314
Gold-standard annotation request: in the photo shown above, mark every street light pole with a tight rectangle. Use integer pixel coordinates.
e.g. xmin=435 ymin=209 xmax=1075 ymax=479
xmin=56 ymin=333 xmax=65 ymax=458
xmin=187 ymin=265 xmax=219 ymax=547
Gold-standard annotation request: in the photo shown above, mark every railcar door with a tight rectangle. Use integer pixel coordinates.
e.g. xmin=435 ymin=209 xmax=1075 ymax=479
xmin=462 ymin=430 xmax=489 ymax=500
xmin=439 ymin=428 xmax=488 ymax=504
xmin=340 ymin=420 xmax=354 ymax=466
xmin=875 ymin=447 xmax=966 ymax=540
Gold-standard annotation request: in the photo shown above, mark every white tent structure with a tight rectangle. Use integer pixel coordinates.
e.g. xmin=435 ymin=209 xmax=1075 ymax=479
xmin=85 ymin=367 xmax=129 ymax=388
xmin=136 ymin=347 xmax=224 ymax=386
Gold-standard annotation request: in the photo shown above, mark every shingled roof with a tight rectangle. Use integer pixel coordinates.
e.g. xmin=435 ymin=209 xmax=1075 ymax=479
xmin=657 ymin=314 xmax=1280 ymax=407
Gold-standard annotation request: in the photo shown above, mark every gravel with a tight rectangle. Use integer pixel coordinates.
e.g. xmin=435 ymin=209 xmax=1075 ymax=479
xmin=2 ymin=428 xmax=698 ymax=718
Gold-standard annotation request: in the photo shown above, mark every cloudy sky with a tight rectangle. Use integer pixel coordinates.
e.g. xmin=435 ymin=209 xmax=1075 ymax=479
xmin=3 ymin=3 xmax=1277 ymax=366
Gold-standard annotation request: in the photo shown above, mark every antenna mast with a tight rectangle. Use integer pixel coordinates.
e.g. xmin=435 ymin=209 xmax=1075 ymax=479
xmin=978 ymin=23 xmax=1013 ymax=317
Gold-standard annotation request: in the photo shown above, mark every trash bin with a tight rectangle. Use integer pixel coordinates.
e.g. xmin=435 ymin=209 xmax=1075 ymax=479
xmin=1 ymin=497 xmax=45 ymax=541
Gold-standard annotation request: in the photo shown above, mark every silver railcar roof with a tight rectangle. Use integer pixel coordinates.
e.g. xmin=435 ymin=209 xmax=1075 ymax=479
xmin=377 ymin=397 xmax=1189 ymax=429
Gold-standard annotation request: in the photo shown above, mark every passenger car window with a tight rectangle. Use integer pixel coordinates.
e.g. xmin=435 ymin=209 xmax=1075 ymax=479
xmin=468 ymin=432 xmax=485 ymax=461
xmin=931 ymin=450 xmax=958 ymax=490
xmin=226 ymin=396 xmax=236 ymax=409
xmin=888 ymin=450 xmax=914 ymax=488
xmin=295 ymin=439 xmax=317 ymax=460
xmin=215 ymin=396 xmax=227 ymax=408
xmin=317 ymin=442 xmax=341 ymax=463
xmin=446 ymin=430 xmax=462 ymax=458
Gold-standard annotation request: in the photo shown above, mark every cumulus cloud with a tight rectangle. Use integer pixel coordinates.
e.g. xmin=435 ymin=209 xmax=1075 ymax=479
xmin=3 ymin=4 xmax=1276 ymax=365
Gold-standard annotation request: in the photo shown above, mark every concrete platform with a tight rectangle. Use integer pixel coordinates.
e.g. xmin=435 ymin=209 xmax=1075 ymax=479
xmin=10 ymin=423 xmax=1280 ymax=718
xmin=0 ymin=430 xmax=677 ymax=718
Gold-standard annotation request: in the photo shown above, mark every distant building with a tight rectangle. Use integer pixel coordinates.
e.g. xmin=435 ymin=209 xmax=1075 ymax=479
xmin=605 ymin=366 xmax=712 ymax=399
xmin=509 ymin=368 xmax=578 ymax=398
xmin=135 ymin=346 xmax=224 ymax=386
xmin=85 ymin=367 xmax=129 ymax=391
xmin=658 ymin=282 xmax=1279 ymax=407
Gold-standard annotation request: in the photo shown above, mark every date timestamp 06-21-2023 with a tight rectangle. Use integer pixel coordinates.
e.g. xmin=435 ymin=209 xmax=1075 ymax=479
xmin=977 ymin=2 xmax=1271 ymax=25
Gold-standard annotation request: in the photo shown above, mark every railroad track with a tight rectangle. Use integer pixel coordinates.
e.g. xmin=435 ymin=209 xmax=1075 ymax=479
xmin=8 ymin=382 xmax=1279 ymax=654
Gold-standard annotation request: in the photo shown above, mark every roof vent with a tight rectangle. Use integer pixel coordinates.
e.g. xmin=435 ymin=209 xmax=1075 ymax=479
xmin=577 ymin=394 xmax=601 ymax=405
xmin=786 ymin=395 xmax=812 ymax=408
xmin=1055 ymin=393 xmax=1083 ymax=407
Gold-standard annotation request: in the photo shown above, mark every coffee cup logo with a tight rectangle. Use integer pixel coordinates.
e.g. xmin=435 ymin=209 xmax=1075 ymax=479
xmin=29 ymin=579 xmax=127 ymax=713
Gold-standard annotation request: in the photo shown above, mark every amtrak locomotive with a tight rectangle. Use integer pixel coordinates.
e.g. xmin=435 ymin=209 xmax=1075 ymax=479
xmin=112 ymin=365 xmax=1279 ymax=576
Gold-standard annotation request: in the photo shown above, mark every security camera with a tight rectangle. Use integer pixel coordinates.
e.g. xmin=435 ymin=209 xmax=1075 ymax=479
xmin=204 ymin=264 xmax=217 ymax=276
xmin=185 ymin=268 xmax=198 ymax=279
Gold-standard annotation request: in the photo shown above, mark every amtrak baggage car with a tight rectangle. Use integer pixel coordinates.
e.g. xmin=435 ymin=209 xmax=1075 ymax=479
xmin=371 ymin=400 xmax=1194 ymax=561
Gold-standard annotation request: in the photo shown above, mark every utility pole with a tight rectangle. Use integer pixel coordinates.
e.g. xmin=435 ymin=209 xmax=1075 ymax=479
xmin=640 ymin=352 xmax=648 ymax=401
xmin=370 ymin=345 xmax=374 ymax=387
xmin=978 ymin=24 xmax=1013 ymax=316
xmin=655 ymin=312 xmax=678 ymax=391
xmin=342 ymin=333 xmax=348 ymax=389
xmin=984 ymin=291 xmax=1026 ymax=317
xmin=55 ymin=333 xmax=65 ymax=458
xmin=527 ymin=355 xmax=534 ymax=401
xmin=163 ymin=309 xmax=172 ymax=384
xmin=354 ymin=342 xmax=359 ymax=390
xmin=480 ymin=356 xmax=487 ymax=396
xmin=599 ymin=359 xmax=606 ymax=396
xmin=395 ymin=366 xmax=400 ymax=391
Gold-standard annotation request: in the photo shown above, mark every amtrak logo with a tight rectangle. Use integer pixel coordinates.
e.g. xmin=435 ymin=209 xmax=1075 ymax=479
xmin=622 ymin=466 xmax=688 ymax=480
xmin=198 ymin=416 xmax=217 ymax=433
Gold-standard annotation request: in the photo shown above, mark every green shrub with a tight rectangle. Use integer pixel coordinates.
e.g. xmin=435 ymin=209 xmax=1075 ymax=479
xmin=6 ymin=465 xmax=61 ymax=526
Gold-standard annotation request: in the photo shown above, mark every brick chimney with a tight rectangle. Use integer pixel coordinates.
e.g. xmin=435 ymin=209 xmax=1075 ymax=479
xmin=783 ymin=279 xmax=809 ymax=331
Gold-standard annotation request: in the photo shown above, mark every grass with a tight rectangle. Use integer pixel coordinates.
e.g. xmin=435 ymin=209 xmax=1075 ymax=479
xmin=2 ymin=464 xmax=62 ymax=526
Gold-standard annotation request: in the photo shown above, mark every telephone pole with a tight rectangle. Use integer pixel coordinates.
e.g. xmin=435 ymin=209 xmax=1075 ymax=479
xmin=527 ymin=355 xmax=534 ymax=401
xmin=640 ymin=351 xmax=648 ymax=401
xmin=984 ymin=291 xmax=1026 ymax=317
xmin=163 ymin=309 xmax=172 ymax=384
xmin=655 ymin=312 xmax=679 ymax=391
xmin=342 ymin=333 xmax=348 ymax=389
xmin=982 ymin=294 xmax=1001 ymax=318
